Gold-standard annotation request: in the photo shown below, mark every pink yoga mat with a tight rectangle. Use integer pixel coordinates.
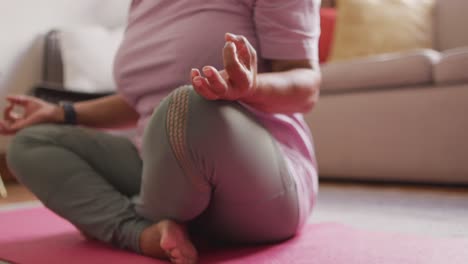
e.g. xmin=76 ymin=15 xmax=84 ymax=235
xmin=0 ymin=207 xmax=467 ymax=264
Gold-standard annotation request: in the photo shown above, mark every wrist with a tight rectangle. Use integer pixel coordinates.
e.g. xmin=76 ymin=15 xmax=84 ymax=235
xmin=52 ymin=104 xmax=65 ymax=123
xmin=240 ymin=75 xmax=264 ymax=106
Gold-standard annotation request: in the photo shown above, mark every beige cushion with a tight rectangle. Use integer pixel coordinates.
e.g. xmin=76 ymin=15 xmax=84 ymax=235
xmin=305 ymin=83 xmax=468 ymax=184
xmin=435 ymin=0 xmax=468 ymax=50
xmin=321 ymin=49 xmax=440 ymax=92
xmin=434 ymin=47 xmax=468 ymax=85
xmin=330 ymin=0 xmax=435 ymax=62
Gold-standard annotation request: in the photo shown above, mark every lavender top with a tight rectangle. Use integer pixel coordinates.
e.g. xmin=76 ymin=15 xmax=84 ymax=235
xmin=114 ymin=0 xmax=320 ymax=226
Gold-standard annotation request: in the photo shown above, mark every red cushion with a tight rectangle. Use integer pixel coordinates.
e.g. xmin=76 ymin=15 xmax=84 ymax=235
xmin=319 ymin=8 xmax=337 ymax=63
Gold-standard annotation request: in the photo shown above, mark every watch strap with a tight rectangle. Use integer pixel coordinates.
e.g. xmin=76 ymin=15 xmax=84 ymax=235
xmin=60 ymin=101 xmax=77 ymax=125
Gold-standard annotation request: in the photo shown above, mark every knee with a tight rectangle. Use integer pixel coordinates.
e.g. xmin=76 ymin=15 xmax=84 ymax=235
xmin=6 ymin=124 xmax=62 ymax=176
xmin=145 ymin=85 xmax=254 ymax=152
xmin=185 ymin=86 xmax=255 ymax=143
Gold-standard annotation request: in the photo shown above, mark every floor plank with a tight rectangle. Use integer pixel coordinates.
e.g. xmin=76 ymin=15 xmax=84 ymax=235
xmin=312 ymin=180 xmax=468 ymax=237
xmin=2 ymin=180 xmax=468 ymax=238
xmin=0 ymin=182 xmax=36 ymax=206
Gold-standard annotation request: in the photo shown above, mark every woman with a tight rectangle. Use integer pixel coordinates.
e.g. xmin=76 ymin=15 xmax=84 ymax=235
xmin=1 ymin=0 xmax=321 ymax=263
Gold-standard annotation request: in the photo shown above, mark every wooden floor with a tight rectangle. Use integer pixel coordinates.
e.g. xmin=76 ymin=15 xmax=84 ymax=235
xmin=0 ymin=154 xmax=37 ymax=206
xmin=0 ymin=154 xmax=15 ymax=182
xmin=2 ymin=179 xmax=468 ymax=238
xmin=0 ymin=181 xmax=36 ymax=206
xmin=312 ymin=180 xmax=468 ymax=238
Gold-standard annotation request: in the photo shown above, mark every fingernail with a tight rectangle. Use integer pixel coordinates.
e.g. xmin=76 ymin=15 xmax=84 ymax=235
xmin=226 ymin=32 xmax=236 ymax=38
xmin=202 ymin=67 xmax=212 ymax=77
xmin=226 ymin=41 xmax=236 ymax=51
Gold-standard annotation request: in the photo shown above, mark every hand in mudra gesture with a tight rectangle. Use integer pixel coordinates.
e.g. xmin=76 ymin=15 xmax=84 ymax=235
xmin=0 ymin=96 xmax=62 ymax=135
xmin=191 ymin=33 xmax=258 ymax=101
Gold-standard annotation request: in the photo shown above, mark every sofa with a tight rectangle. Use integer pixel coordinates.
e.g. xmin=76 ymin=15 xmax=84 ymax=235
xmin=306 ymin=0 xmax=468 ymax=185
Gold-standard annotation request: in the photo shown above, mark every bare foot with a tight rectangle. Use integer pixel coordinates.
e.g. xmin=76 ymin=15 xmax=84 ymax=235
xmin=140 ymin=220 xmax=198 ymax=264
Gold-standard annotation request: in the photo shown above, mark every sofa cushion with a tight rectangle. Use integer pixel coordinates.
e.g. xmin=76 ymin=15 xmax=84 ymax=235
xmin=330 ymin=0 xmax=435 ymax=62
xmin=321 ymin=49 xmax=440 ymax=92
xmin=434 ymin=47 xmax=468 ymax=85
xmin=435 ymin=0 xmax=468 ymax=50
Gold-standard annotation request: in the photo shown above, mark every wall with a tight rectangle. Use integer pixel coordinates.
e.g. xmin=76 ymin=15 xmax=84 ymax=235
xmin=0 ymin=0 xmax=131 ymax=152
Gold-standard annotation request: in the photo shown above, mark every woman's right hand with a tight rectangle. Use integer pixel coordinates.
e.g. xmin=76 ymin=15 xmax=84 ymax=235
xmin=0 ymin=95 xmax=64 ymax=135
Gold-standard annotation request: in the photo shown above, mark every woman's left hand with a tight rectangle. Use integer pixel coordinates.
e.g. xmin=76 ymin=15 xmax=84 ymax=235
xmin=191 ymin=33 xmax=257 ymax=101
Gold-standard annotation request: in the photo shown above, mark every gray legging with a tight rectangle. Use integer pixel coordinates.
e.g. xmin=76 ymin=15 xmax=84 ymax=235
xmin=7 ymin=86 xmax=300 ymax=253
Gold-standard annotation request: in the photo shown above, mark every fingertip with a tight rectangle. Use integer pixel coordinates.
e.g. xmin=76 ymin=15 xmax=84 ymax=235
xmin=225 ymin=32 xmax=236 ymax=41
xmin=191 ymin=68 xmax=200 ymax=78
xmin=224 ymin=41 xmax=236 ymax=52
xmin=202 ymin=67 xmax=210 ymax=76
xmin=204 ymin=66 xmax=218 ymax=77
xmin=192 ymin=76 xmax=203 ymax=86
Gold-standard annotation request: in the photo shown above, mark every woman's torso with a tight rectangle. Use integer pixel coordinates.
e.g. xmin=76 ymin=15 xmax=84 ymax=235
xmin=115 ymin=0 xmax=268 ymax=147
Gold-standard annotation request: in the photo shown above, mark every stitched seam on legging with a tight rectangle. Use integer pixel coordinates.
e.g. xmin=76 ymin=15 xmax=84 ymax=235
xmin=166 ymin=86 xmax=210 ymax=192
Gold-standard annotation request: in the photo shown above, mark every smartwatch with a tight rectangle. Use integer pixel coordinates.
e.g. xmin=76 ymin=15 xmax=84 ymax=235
xmin=59 ymin=101 xmax=77 ymax=125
